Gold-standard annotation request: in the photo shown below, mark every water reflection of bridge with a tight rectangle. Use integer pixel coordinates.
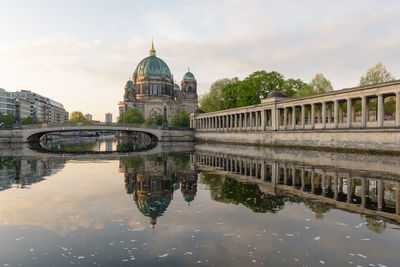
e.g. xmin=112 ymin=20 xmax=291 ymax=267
xmin=192 ymin=145 xmax=400 ymax=223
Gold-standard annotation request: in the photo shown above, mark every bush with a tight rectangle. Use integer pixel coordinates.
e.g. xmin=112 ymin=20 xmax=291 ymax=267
xmin=21 ymin=116 xmax=33 ymax=125
xmin=155 ymin=114 xmax=163 ymax=126
xmin=170 ymin=110 xmax=190 ymax=127
xmin=118 ymin=108 xmax=145 ymax=124
xmin=0 ymin=113 xmax=15 ymax=126
xmin=144 ymin=117 xmax=154 ymax=125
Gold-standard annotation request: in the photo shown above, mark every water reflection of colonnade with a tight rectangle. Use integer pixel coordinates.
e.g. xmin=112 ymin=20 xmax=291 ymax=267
xmin=192 ymin=150 xmax=400 ymax=221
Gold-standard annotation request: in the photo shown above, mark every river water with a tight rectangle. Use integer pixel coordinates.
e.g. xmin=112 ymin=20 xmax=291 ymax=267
xmin=0 ymin=142 xmax=399 ymax=266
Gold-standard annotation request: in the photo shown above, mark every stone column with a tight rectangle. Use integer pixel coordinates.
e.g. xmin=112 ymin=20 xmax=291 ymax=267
xmin=310 ymin=169 xmax=315 ymax=193
xmin=396 ymin=182 xmax=400 ymax=215
xmin=333 ymin=174 xmax=338 ymax=200
xmin=317 ymin=104 xmax=321 ymax=125
xmin=347 ymin=99 xmax=352 ymax=128
xmin=311 ymin=104 xmax=315 ymax=129
xmin=361 ymin=178 xmax=367 ymax=208
xmin=378 ymin=179 xmax=384 ymax=211
xmin=283 ymin=108 xmax=287 ymax=130
xmin=292 ymin=106 xmax=296 ymax=130
xmin=339 ymin=103 xmax=343 ymax=124
xmin=261 ymin=110 xmax=266 ymax=130
xmin=322 ymin=102 xmax=326 ymax=128
xmin=361 ymin=96 xmax=367 ymax=128
xmin=378 ymin=94 xmax=384 ymax=127
xmin=334 ymin=100 xmax=339 ymax=128
xmin=396 ymin=92 xmax=400 ymax=127
xmin=244 ymin=113 xmax=247 ymax=130
xmin=301 ymin=168 xmax=305 ymax=191
xmin=301 ymin=105 xmax=305 ymax=129
xmin=255 ymin=111 xmax=259 ymax=130
xmin=292 ymin=167 xmax=296 ymax=186
xmin=271 ymin=107 xmax=276 ymax=130
xmin=327 ymin=103 xmax=332 ymax=124
xmin=321 ymin=172 xmax=326 ymax=196
xmin=283 ymin=165 xmax=288 ymax=185
xmin=346 ymin=175 xmax=352 ymax=203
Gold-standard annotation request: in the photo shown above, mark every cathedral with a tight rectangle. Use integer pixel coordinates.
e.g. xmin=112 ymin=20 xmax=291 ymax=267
xmin=118 ymin=42 xmax=198 ymax=122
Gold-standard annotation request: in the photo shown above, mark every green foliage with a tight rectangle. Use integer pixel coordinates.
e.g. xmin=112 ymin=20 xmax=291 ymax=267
xmin=199 ymin=78 xmax=238 ymax=112
xmin=359 ymin=62 xmax=395 ymax=86
xmin=201 ymin=172 xmax=285 ymax=213
xmin=144 ymin=117 xmax=154 ymax=125
xmin=283 ymin=78 xmax=311 ymax=97
xmin=122 ymin=157 xmax=144 ymax=171
xmin=21 ymin=116 xmax=33 ymax=125
xmin=0 ymin=158 xmax=14 ymax=170
xmin=221 ymin=71 xmax=287 ymax=109
xmin=0 ymin=113 xmax=15 ymax=126
xmin=170 ymin=110 xmax=190 ymax=127
xmin=155 ymin=115 xmax=163 ymax=126
xmin=361 ymin=215 xmax=387 ymax=233
xmin=69 ymin=111 xmax=90 ymax=123
xmin=118 ymin=108 xmax=145 ymax=124
xmin=171 ymin=154 xmax=190 ymax=170
xmin=295 ymin=73 xmax=333 ymax=97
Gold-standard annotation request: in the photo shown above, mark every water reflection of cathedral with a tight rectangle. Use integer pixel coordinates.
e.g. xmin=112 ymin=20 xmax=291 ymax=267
xmin=121 ymin=155 xmax=197 ymax=227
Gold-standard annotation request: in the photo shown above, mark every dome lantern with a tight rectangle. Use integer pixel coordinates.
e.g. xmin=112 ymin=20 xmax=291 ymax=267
xmin=149 ymin=39 xmax=156 ymax=57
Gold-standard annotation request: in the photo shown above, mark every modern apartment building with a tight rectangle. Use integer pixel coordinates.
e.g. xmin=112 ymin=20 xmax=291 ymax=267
xmin=85 ymin=113 xmax=93 ymax=121
xmin=105 ymin=113 xmax=112 ymax=123
xmin=1 ymin=88 xmax=68 ymax=124
xmin=12 ymin=90 xmax=69 ymax=124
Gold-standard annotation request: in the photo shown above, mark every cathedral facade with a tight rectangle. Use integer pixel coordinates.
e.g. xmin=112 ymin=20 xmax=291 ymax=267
xmin=118 ymin=42 xmax=198 ymax=122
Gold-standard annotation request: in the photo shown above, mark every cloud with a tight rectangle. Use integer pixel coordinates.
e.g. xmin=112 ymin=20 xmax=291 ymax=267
xmin=1 ymin=1 xmax=400 ymax=119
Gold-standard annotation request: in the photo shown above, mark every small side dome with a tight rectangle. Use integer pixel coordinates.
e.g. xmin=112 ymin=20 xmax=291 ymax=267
xmin=267 ymin=91 xmax=288 ymax=99
xmin=183 ymin=71 xmax=195 ymax=81
xmin=126 ymin=80 xmax=134 ymax=86
xmin=174 ymin=84 xmax=181 ymax=91
xmin=194 ymin=108 xmax=204 ymax=114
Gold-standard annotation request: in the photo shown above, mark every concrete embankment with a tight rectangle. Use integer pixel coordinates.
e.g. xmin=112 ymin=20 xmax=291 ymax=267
xmin=195 ymin=129 xmax=400 ymax=153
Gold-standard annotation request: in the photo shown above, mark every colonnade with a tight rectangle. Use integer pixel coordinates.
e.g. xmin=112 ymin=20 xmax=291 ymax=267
xmin=194 ymin=152 xmax=400 ymax=216
xmin=191 ymin=82 xmax=400 ymax=131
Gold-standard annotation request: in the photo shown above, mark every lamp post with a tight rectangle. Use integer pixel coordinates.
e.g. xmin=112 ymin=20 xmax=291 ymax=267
xmin=14 ymin=98 xmax=21 ymax=127
xmin=163 ymin=103 xmax=168 ymax=129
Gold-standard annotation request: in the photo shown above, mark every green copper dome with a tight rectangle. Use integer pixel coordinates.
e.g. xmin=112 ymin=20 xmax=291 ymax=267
xmin=183 ymin=71 xmax=195 ymax=81
xmin=174 ymin=84 xmax=181 ymax=91
xmin=133 ymin=56 xmax=172 ymax=79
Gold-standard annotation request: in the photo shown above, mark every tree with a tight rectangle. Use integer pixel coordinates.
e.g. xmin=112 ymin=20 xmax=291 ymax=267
xmin=307 ymin=73 xmax=333 ymax=95
xmin=199 ymin=78 xmax=238 ymax=112
xmin=283 ymin=78 xmax=312 ymax=97
xmin=118 ymin=108 xmax=145 ymax=124
xmin=0 ymin=113 xmax=15 ymax=126
xmin=170 ymin=110 xmax=190 ymax=127
xmin=69 ymin=111 xmax=90 ymax=123
xmin=359 ymin=62 xmax=395 ymax=86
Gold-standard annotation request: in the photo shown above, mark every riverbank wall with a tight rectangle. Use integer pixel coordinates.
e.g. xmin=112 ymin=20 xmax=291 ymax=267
xmin=195 ymin=129 xmax=400 ymax=153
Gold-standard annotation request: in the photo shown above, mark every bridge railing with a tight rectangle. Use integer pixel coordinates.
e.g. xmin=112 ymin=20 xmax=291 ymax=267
xmin=19 ymin=122 xmax=163 ymax=130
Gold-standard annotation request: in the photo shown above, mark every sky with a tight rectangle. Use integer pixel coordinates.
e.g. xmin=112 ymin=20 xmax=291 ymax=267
xmin=0 ymin=0 xmax=400 ymax=121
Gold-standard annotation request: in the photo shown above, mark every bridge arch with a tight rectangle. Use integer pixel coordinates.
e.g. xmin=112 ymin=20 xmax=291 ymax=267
xmin=22 ymin=124 xmax=163 ymax=143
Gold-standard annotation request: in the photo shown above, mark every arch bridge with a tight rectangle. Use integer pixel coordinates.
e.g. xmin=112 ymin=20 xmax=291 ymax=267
xmin=2 ymin=123 xmax=194 ymax=143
